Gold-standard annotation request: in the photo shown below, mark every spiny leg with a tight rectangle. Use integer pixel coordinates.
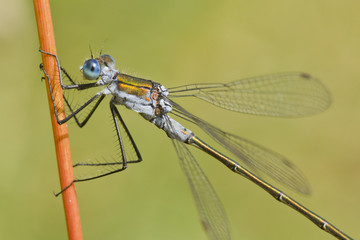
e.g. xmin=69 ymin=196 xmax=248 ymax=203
xmin=39 ymin=49 xmax=105 ymax=125
xmin=63 ymin=94 xmax=105 ymax=128
xmin=55 ymin=100 xmax=142 ymax=196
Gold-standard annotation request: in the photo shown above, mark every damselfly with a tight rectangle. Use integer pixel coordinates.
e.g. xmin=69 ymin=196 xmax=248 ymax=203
xmin=40 ymin=49 xmax=352 ymax=240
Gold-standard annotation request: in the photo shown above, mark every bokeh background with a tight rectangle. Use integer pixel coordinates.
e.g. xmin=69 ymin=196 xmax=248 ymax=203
xmin=1 ymin=1 xmax=359 ymax=239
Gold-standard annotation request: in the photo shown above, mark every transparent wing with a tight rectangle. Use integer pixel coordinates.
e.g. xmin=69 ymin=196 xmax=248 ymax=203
xmin=170 ymin=100 xmax=311 ymax=194
xmin=199 ymin=122 xmax=311 ymax=194
xmin=171 ymin=138 xmax=231 ymax=240
xmin=168 ymin=72 xmax=331 ymax=117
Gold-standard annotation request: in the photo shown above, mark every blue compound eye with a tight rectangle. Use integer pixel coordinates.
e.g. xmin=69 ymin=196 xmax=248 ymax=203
xmin=82 ymin=59 xmax=100 ymax=80
xmin=100 ymin=54 xmax=116 ymax=69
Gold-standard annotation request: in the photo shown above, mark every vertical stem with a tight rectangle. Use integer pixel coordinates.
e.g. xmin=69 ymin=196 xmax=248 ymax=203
xmin=33 ymin=1 xmax=83 ymax=239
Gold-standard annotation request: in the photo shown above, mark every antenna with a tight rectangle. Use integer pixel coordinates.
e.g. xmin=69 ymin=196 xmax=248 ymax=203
xmin=89 ymin=45 xmax=93 ymax=59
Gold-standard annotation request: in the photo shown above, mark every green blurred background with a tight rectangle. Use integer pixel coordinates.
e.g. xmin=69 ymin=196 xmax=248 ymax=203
xmin=1 ymin=0 xmax=359 ymax=239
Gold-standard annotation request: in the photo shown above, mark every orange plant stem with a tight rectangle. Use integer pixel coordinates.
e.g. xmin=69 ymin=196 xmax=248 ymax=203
xmin=33 ymin=1 xmax=83 ymax=239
